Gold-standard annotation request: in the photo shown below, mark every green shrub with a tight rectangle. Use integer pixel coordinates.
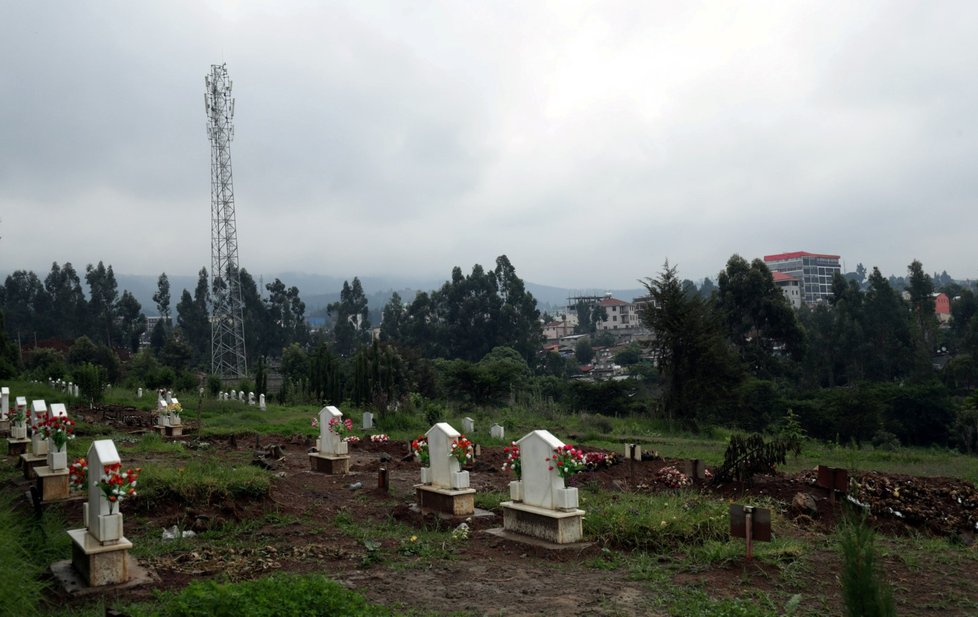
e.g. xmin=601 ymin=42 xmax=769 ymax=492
xmin=839 ymin=516 xmax=896 ymax=617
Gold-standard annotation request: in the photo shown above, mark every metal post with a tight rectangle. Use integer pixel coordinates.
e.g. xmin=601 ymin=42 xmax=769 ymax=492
xmin=745 ymin=506 xmax=754 ymax=561
xmin=378 ymin=467 xmax=388 ymax=492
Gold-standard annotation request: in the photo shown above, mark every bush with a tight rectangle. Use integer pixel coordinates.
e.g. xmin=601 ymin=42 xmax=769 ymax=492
xmin=839 ymin=516 xmax=896 ymax=617
xmin=206 ymin=374 xmax=222 ymax=397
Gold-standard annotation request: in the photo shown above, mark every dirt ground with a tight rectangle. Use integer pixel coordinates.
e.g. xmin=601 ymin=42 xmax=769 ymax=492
xmin=31 ymin=423 xmax=978 ymax=616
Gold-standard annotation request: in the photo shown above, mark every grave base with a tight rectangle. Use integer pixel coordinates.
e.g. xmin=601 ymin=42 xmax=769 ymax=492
xmin=6 ymin=437 xmax=29 ymax=456
xmin=34 ymin=465 xmax=70 ymax=502
xmin=485 ymin=527 xmax=593 ymax=551
xmin=51 ymin=554 xmax=157 ymax=597
xmin=309 ymin=452 xmax=350 ymax=474
xmin=20 ymin=453 xmax=47 ymax=480
xmin=415 ymin=484 xmax=476 ymax=517
xmin=0 ymin=419 xmax=9 ymax=435
xmin=501 ymin=501 xmax=585 ymax=544
xmin=67 ymin=528 xmax=134 ymax=587
xmin=160 ymin=424 xmax=183 ymax=437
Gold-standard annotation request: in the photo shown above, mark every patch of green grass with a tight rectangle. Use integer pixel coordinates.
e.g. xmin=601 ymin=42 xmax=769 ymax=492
xmin=474 ymin=490 xmax=507 ymax=512
xmin=122 ymin=572 xmax=390 ymax=617
xmin=665 ymin=587 xmax=782 ymax=617
xmin=138 ymin=460 xmax=271 ymax=508
xmin=584 ymin=489 xmax=728 ymax=551
xmin=124 ymin=431 xmax=191 ymax=456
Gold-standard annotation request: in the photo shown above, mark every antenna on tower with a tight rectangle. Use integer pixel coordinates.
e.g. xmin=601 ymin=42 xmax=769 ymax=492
xmin=205 ymin=63 xmax=248 ymax=381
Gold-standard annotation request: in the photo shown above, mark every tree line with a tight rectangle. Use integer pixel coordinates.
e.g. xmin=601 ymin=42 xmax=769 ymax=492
xmin=644 ymin=255 xmax=978 ymax=449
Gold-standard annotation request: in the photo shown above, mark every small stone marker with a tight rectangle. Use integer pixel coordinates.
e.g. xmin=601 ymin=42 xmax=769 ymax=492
xmin=462 ymin=417 xmax=474 ymax=434
xmin=729 ymin=504 xmax=771 ymax=560
xmin=259 ymin=394 xmax=266 ymax=411
xmin=67 ymin=439 xmax=134 ymax=586
xmin=415 ymin=422 xmax=475 ymax=516
xmin=309 ymin=406 xmax=350 ymax=474
xmin=1 ymin=386 xmax=9 ymax=418
xmin=624 ymin=443 xmax=642 ymax=461
xmin=248 ymin=392 xmax=255 ymax=406
xmin=681 ymin=459 xmax=706 ymax=480
xmin=501 ymin=430 xmax=585 ymax=544
xmin=362 ymin=412 xmax=373 ymax=430
xmin=137 ymin=387 xmax=143 ymax=399
xmin=490 ymin=423 xmax=504 ymax=440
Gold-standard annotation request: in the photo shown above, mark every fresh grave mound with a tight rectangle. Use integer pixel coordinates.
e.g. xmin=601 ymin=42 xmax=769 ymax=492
xmin=846 ymin=471 xmax=978 ymax=537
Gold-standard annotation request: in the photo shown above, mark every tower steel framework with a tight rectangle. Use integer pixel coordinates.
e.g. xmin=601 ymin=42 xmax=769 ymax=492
xmin=205 ymin=63 xmax=247 ymax=380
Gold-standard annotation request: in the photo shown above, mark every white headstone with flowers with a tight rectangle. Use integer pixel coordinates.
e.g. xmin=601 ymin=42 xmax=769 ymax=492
xmin=84 ymin=440 xmax=132 ymax=543
xmin=317 ymin=406 xmax=348 ymax=456
xmin=498 ymin=430 xmax=586 ymax=545
xmin=44 ymin=403 xmax=71 ymax=471
xmin=427 ymin=422 xmax=470 ymax=490
xmin=309 ymin=406 xmax=351 ymax=474
xmin=169 ymin=397 xmax=182 ymax=426
xmin=67 ymin=438 xmax=137 ymax=587
xmin=157 ymin=396 xmax=170 ymax=427
xmin=414 ymin=423 xmax=476 ymax=516
xmin=30 ymin=400 xmax=49 ymax=456
xmin=10 ymin=397 xmax=28 ymax=439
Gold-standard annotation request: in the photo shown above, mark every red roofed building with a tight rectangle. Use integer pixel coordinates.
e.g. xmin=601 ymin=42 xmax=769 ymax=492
xmin=596 ymin=295 xmax=635 ymax=331
xmin=771 ymin=271 xmax=802 ymax=309
xmin=934 ymin=292 xmax=951 ymax=324
xmin=764 ymin=251 xmax=842 ymax=305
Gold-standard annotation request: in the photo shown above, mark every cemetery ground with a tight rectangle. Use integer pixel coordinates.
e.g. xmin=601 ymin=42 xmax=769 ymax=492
xmin=2 ymin=382 xmax=978 ymax=616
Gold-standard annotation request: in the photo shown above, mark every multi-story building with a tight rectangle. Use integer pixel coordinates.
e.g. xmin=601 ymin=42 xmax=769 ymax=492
xmin=771 ymin=272 xmax=802 ymax=309
xmin=764 ymin=251 xmax=842 ymax=305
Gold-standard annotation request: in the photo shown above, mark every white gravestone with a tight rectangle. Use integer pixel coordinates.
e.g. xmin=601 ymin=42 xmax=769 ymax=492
xmin=71 ymin=384 xmax=78 ymax=397
xmin=137 ymin=387 xmax=143 ymax=399
xmin=84 ymin=439 xmax=125 ymax=544
xmin=158 ymin=398 xmax=170 ymax=427
xmin=170 ymin=397 xmax=181 ymax=426
xmin=362 ymin=412 xmax=373 ymax=430
xmin=1 ymin=386 xmax=8 ymax=419
xmin=259 ymin=394 xmax=266 ymax=411
xmin=46 ymin=404 xmax=69 ymax=470
xmin=30 ymin=400 xmax=49 ymax=456
xmin=248 ymin=392 xmax=255 ymax=406
xmin=462 ymin=417 xmax=474 ymax=434
xmin=515 ymin=430 xmax=578 ymax=511
xmin=427 ymin=422 xmax=469 ymax=490
xmin=490 ymin=423 xmax=504 ymax=440
xmin=317 ymin=406 xmax=348 ymax=456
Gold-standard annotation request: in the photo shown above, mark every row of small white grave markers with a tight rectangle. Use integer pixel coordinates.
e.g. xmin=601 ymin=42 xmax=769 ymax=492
xmin=47 ymin=378 xmax=79 ymax=398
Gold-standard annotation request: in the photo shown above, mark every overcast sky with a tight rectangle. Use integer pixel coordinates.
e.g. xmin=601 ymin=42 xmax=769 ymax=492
xmin=2 ymin=1 xmax=976 ymax=289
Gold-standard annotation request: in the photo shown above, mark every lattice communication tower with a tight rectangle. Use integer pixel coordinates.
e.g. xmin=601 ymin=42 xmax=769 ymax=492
xmin=205 ymin=63 xmax=247 ymax=380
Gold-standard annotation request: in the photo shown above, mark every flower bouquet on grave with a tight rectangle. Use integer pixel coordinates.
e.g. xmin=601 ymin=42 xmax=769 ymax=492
xmin=549 ymin=444 xmax=586 ymax=479
xmin=99 ymin=463 xmax=141 ymax=515
xmin=410 ymin=436 xmax=429 ymax=465
xmin=411 ymin=436 xmax=431 ymax=484
xmin=501 ymin=442 xmax=521 ymax=479
xmin=502 ymin=442 xmax=523 ymax=501
xmin=40 ymin=415 xmax=76 ymax=451
xmin=370 ymin=434 xmax=389 ymax=443
xmin=11 ymin=405 xmax=26 ymax=427
xmin=549 ymin=445 xmax=585 ymax=510
xmin=656 ymin=465 xmax=692 ymax=489
xmin=449 ymin=435 xmax=474 ymax=467
xmin=344 ymin=435 xmax=361 ymax=445
xmin=68 ymin=457 xmax=88 ymax=492
xmin=328 ymin=417 xmax=354 ymax=438
xmin=167 ymin=401 xmax=182 ymax=423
